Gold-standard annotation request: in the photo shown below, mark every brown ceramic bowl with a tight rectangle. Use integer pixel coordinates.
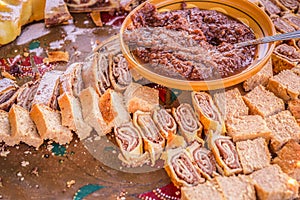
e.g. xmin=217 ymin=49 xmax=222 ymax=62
xmin=120 ymin=0 xmax=276 ymax=90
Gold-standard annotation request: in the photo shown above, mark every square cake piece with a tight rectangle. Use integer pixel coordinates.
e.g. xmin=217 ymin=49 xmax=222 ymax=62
xmin=0 ymin=110 xmax=15 ymax=146
xmin=243 ymin=58 xmax=273 ymax=91
xmin=267 ymin=69 xmax=300 ymax=101
xmin=250 ymin=165 xmax=299 ymax=200
xmin=181 ymin=181 xmax=223 ymax=200
xmin=214 ymin=88 xmax=249 ymax=121
xmin=215 ymin=175 xmax=256 ymax=200
xmin=272 ymin=140 xmax=300 ymax=182
xmin=30 ymin=104 xmax=73 ymax=145
xmin=9 ymin=104 xmax=43 ymax=148
xmin=242 ymin=85 xmax=285 ymax=118
xmin=226 ymin=115 xmax=271 ymax=142
xmin=236 ymin=137 xmax=271 ymax=174
xmin=288 ymin=99 xmax=300 ymax=125
xmin=266 ymin=110 xmax=300 ymax=152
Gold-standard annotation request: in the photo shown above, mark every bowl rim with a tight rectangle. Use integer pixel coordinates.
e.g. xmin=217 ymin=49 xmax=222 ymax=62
xmin=120 ymin=0 xmax=276 ymax=90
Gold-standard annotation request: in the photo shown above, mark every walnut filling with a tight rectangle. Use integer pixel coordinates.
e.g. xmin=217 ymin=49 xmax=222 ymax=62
xmin=115 ymin=123 xmax=139 ymax=152
xmin=125 ymin=3 xmax=257 ymax=80
xmin=194 ymin=93 xmax=220 ymax=122
xmin=97 ymin=54 xmax=111 ymax=95
xmin=153 ymin=108 xmax=176 ymax=137
xmin=111 ymin=54 xmax=132 ymax=87
xmin=0 ymin=89 xmax=15 ymax=104
xmin=171 ymin=152 xmax=203 ymax=185
xmin=215 ymin=138 xmax=241 ymax=169
xmin=137 ymin=113 xmax=164 ymax=143
xmin=174 ymin=104 xmax=199 ymax=133
xmin=275 ymin=44 xmax=300 ymax=62
xmin=17 ymin=81 xmax=40 ymax=110
xmin=193 ymin=147 xmax=217 ymax=177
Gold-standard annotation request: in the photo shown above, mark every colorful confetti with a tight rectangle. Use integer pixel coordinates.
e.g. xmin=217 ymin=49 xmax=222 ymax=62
xmin=51 ymin=143 xmax=66 ymax=156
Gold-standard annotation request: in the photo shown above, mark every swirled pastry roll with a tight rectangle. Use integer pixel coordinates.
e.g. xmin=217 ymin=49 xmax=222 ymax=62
xmin=192 ymin=92 xmax=225 ymax=134
xmin=0 ymin=78 xmax=19 ymax=111
xmin=16 ymin=80 xmax=40 ymax=111
xmin=152 ymin=108 xmax=177 ymax=141
xmin=207 ymin=132 xmax=242 ymax=176
xmin=82 ymin=53 xmax=111 ymax=96
xmin=164 ymin=148 xmax=205 ymax=187
xmin=186 ymin=141 xmax=218 ymax=179
xmin=109 ymin=53 xmax=132 ymax=92
xmin=114 ymin=121 xmax=149 ymax=167
xmin=133 ymin=110 xmax=165 ymax=166
xmin=172 ymin=103 xmax=203 ymax=144
xmin=59 ymin=62 xmax=84 ymax=97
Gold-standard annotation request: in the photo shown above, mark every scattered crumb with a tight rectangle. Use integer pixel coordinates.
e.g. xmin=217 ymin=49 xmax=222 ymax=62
xmin=16 ymin=172 xmax=22 ymax=177
xmin=47 ymin=144 xmax=53 ymax=152
xmin=24 ymin=151 xmax=32 ymax=155
xmin=44 ymin=51 xmax=69 ymax=63
xmin=0 ymin=177 xmax=2 ymax=187
xmin=0 ymin=148 xmax=10 ymax=157
xmin=117 ymin=190 xmax=127 ymax=200
xmin=23 ymin=52 xmax=29 ymax=57
xmin=66 ymin=180 xmax=75 ymax=188
xmin=21 ymin=161 xmax=29 ymax=167
xmin=20 ymin=177 xmax=24 ymax=181
xmin=31 ymin=167 xmax=39 ymax=177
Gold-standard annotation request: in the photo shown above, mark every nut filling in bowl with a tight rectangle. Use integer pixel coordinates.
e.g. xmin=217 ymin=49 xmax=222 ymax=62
xmin=123 ymin=2 xmax=257 ymax=81
xmin=120 ymin=0 xmax=276 ymax=90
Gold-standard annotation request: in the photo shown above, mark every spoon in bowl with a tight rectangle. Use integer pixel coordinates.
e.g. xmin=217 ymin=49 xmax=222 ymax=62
xmin=234 ymin=30 xmax=300 ymax=48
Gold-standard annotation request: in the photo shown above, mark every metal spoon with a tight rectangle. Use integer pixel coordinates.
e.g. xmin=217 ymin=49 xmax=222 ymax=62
xmin=234 ymin=30 xmax=300 ymax=48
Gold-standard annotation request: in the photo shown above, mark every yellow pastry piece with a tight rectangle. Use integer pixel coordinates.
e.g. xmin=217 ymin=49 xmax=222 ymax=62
xmin=0 ymin=0 xmax=45 ymax=45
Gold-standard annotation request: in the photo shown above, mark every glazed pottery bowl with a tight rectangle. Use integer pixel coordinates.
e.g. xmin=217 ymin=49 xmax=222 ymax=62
xmin=120 ymin=0 xmax=276 ymax=90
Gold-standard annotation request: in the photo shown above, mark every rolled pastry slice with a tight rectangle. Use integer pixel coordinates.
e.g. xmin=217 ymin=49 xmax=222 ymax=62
xmin=109 ymin=53 xmax=132 ymax=92
xmin=16 ymin=80 xmax=40 ymax=111
xmin=152 ymin=107 xmax=177 ymax=140
xmin=164 ymin=148 xmax=205 ymax=187
xmin=186 ymin=141 xmax=218 ymax=179
xmin=133 ymin=110 xmax=165 ymax=166
xmin=82 ymin=53 xmax=111 ymax=96
xmin=0 ymin=78 xmax=19 ymax=111
xmin=272 ymin=43 xmax=300 ymax=73
xmin=207 ymin=132 xmax=242 ymax=176
xmin=172 ymin=103 xmax=203 ymax=144
xmin=32 ymin=70 xmax=63 ymax=110
xmin=114 ymin=121 xmax=150 ymax=167
xmin=192 ymin=92 xmax=225 ymax=134
xmin=60 ymin=62 xmax=84 ymax=97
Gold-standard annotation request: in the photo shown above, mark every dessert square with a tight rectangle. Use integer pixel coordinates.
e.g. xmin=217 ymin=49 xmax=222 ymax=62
xmin=236 ymin=137 xmax=271 ymax=174
xmin=272 ymin=140 xmax=300 ymax=182
xmin=181 ymin=181 xmax=223 ymax=200
xmin=250 ymin=165 xmax=299 ymax=200
xmin=242 ymin=85 xmax=285 ymax=117
xmin=226 ymin=115 xmax=271 ymax=142
xmin=214 ymin=88 xmax=249 ymax=121
xmin=288 ymin=99 xmax=300 ymax=125
xmin=215 ymin=175 xmax=256 ymax=200
xmin=266 ymin=110 xmax=300 ymax=152
xmin=243 ymin=58 xmax=273 ymax=91
xmin=267 ymin=69 xmax=300 ymax=101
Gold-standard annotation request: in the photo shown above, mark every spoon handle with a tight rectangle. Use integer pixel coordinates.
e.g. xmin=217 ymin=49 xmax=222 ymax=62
xmin=234 ymin=30 xmax=300 ymax=48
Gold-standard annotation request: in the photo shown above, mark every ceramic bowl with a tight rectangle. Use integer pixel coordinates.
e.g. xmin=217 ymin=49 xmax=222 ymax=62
xmin=120 ymin=0 xmax=276 ymax=90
